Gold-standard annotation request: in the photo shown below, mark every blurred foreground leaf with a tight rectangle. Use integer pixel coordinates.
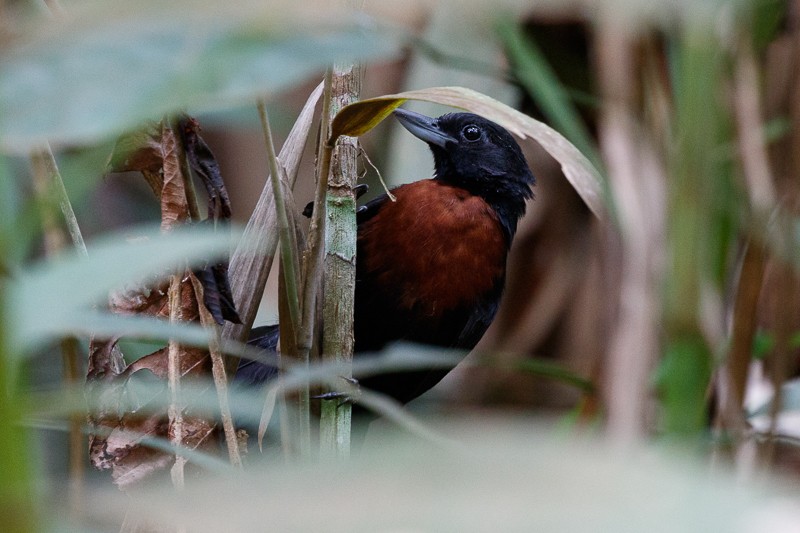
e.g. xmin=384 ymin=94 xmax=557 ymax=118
xmin=8 ymin=225 xmax=238 ymax=352
xmin=0 ymin=0 xmax=400 ymax=150
xmin=84 ymin=420 xmax=800 ymax=532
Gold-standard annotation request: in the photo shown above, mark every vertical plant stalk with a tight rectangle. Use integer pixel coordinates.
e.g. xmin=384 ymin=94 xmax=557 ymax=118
xmin=595 ymin=22 xmax=663 ymax=444
xmin=300 ymin=69 xmax=334 ymax=354
xmin=717 ymin=241 xmax=765 ymax=450
xmin=258 ymin=101 xmax=302 ymax=332
xmin=190 ymin=275 xmax=243 ymax=468
xmin=719 ymin=35 xmax=776 ymax=459
xmin=167 ymin=273 xmax=186 ymax=489
xmin=733 ymin=39 xmax=776 ymax=217
xmin=764 ymin=257 xmax=798 ymax=466
xmin=257 ymin=99 xmax=309 ymax=457
xmin=655 ymin=21 xmax=731 ymax=437
xmin=284 ymin=69 xmax=335 ymax=459
xmin=38 ymin=145 xmax=88 ymax=256
xmin=29 ymin=146 xmax=87 ymax=517
xmin=319 ymin=62 xmax=361 ymax=459
xmin=221 ymin=82 xmax=323 ymax=386
xmin=274 ymin=258 xmax=312 ymax=457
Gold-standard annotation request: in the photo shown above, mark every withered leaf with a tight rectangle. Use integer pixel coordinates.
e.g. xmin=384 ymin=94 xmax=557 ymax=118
xmin=178 ymin=115 xmax=240 ymax=324
xmin=179 ymin=116 xmax=232 ymax=222
xmin=107 ymin=121 xmax=165 ymax=198
xmin=88 ymin=274 xmax=215 ymax=490
xmin=109 ymin=278 xmax=170 ymax=317
xmin=90 ymin=115 xmax=242 ymax=490
xmin=159 ymin=124 xmax=190 ymax=232
xmin=107 ymin=120 xmax=191 ymax=231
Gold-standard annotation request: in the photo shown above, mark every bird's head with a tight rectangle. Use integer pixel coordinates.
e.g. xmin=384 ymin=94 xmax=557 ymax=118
xmin=393 ymin=108 xmax=535 ymax=228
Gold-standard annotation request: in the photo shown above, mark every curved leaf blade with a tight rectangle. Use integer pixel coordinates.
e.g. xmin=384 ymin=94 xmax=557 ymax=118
xmin=331 ymin=86 xmax=606 ymax=220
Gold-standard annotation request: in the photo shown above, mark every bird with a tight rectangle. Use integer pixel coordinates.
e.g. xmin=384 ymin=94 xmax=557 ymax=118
xmin=237 ymin=108 xmax=535 ymax=415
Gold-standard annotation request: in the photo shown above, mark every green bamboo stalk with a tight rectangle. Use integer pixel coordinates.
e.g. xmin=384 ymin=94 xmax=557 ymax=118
xmin=319 ymin=62 xmax=360 ymax=459
xmin=290 ymin=69 xmax=335 ymax=458
xmin=661 ymin=24 xmax=731 ymax=437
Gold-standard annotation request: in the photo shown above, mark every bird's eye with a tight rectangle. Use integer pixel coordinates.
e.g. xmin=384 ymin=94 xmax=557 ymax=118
xmin=462 ymin=125 xmax=481 ymax=142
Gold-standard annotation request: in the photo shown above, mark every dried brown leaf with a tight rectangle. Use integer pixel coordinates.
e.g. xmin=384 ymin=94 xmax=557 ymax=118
xmin=109 ymin=278 xmax=170 ymax=317
xmin=91 ymin=116 xmax=239 ymax=488
xmin=129 ymin=346 xmax=209 ymax=378
xmin=86 ymin=336 xmax=126 ymax=379
xmin=179 ymin=116 xmax=232 ymax=221
xmin=107 ymin=121 xmax=165 ymax=197
xmin=159 ymin=124 xmax=190 ymax=231
xmin=88 ymin=274 xmax=213 ymax=489
xmin=108 ymin=120 xmax=192 ymax=230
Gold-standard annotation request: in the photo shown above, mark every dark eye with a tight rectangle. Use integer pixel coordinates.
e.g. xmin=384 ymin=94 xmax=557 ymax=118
xmin=462 ymin=125 xmax=481 ymax=141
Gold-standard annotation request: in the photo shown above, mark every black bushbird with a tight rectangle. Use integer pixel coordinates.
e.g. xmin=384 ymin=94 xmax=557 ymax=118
xmin=237 ymin=108 xmax=535 ymax=412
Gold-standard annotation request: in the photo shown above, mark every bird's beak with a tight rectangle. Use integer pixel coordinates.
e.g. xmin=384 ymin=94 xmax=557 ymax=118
xmin=393 ymin=108 xmax=457 ymax=148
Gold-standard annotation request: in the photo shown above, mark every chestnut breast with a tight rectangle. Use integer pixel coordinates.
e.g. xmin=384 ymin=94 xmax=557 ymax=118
xmin=357 ymin=180 xmax=507 ymax=317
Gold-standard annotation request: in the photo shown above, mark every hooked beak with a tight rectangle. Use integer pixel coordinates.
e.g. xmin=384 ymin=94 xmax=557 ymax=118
xmin=393 ymin=108 xmax=457 ymax=148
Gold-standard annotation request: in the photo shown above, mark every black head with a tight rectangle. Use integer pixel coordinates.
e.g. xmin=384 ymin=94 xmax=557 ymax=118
xmin=393 ymin=108 xmax=535 ymax=239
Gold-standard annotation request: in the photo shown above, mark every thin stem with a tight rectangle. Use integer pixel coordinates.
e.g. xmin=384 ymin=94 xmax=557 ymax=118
xmin=221 ymin=82 xmax=323 ymax=363
xmin=190 ymin=275 xmax=242 ymax=468
xmin=257 ymin=100 xmax=302 ymax=332
xmin=258 ymin=99 xmax=310 ymax=458
xmin=287 ymin=69 xmax=335 ymax=459
xmin=29 ymin=147 xmax=86 ymax=516
xmin=300 ymin=68 xmax=335 ymax=353
xmin=34 ymin=145 xmax=88 ymax=256
xmin=167 ymin=273 xmax=186 ymax=489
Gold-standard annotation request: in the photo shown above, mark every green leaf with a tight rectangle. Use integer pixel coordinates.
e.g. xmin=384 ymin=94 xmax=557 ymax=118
xmin=0 ymin=0 xmax=399 ymax=151
xmin=496 ymin=19 xmax=603 ymax=174
xmin=512 ymin=358 xmax=594 ymax=393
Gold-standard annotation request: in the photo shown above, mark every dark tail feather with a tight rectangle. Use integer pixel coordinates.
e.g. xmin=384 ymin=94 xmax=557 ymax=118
xmin=195 ymin=262 xmax=242 ymax=325
xmin=235 ymin=324 xmax=280 ymax=386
